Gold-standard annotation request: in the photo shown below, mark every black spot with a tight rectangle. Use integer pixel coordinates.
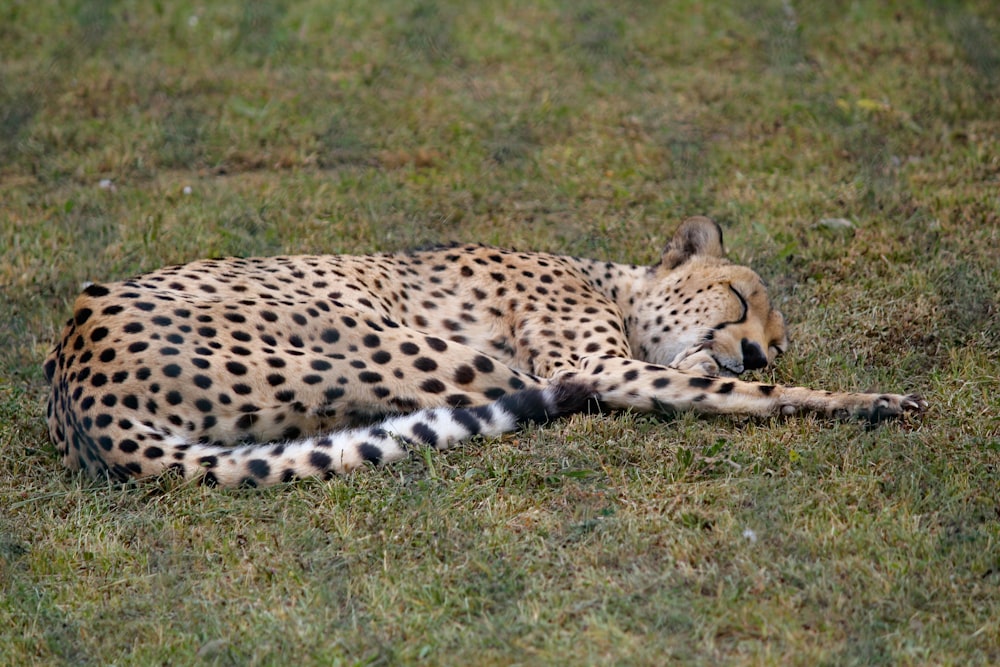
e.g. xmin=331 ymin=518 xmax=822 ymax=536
xmin=414 ymin=357 xmax=438 ymax=372
xmin=452 ymin=409 xmax=483 ymax=434
xmin=265 ymin=373 xmax=285 ymax=386
xmin=236 ymin=413 xmax=259 ymax=430
xmin=194 ymin=374 xmax=212 ymax=389
xmin=688 ymin=376 xmax=714 ymax=389
xmin=260 ymin=310 xmax=278 ymax=322
xmin=226 ymin=361 xmax=248 ymax=376
xmin=151 ymin=316 xmax=172 ymax=327
xmin=248 ymin=459 xmax=270 ymax=479
xmin=95 ymin=414 xmax=113 ymax=428
xmin=275 ymin=389 xmax=296 ymax=402
xmin=473 ymin=355 xmax=495 ymax=373
xmin=309 ymin=451 xmax=332 ymax=470
xmin=426 ymin=337 xmax=448 ymax=352
xmin=453 ymin=365 xmax=475 ymax=384
xmin=292 ymin=313 xmax=307 ymax=326
xmin=194 ymin=398 xmax=213 ymax=413
xmin=83 ymin=283 xmax=110 ymax=298
xmin=198 ymin=326 xmax=217 ymax=338
xmin=311 ymin=359 xmax=332 ymax=371
xmin=90 ymin=327 xmax=109 ymax=342
xmin=446 ymin=393 xmax=472 ymax=408
xmin=321 ymin=328 xmax=340 ymax=344
xmin=358 ymin=443 xmax=383 ymax=464
xmin=43 ymin=358 xmax=56 ymax=382
xmin=166 ymin=390 xmax=183 ymax=406
xmin=101 ymin=394 xmax=117 ymax=407
xmin=400 ymin=342 xmax=419 ymax=355
xmin=652 ymin=377 xmax=670 ymax=389
xmin=112 ymin=370 xmax=129 ymax=383
xmin=74 ymin=308 xmax=93 ymax=325
xmin=163 ymin=363 xmax=182 ymax=378
xmin=122 ymin=395 xmax=139 ymax=410
xmin=232 ymin=383 xmax=253 ymax=395
xmin=144 ymin=446 xmax=164 ymax=459
xmin=411 ymin=423 xmax=438 ymax=446
xmin=758 ymin=384 xmax=776 ymax=396
xmin=224 ymin=312 xmax=247 ymax=324
xmin=91 ymin=373 xmax=107 ymax=387
xmin=99 ymin=349 xmax=116 ymax=363
xmin=362 ymin=333 xmax=380 ymax=348
xmin=119 ymin=439 xmax=139 ymax=453
xmin=623 ymin=370 xmax=639 ymax=382
xmin=420 ymin=378 xmax=446 ymax=393
xmin=718 ymin=382 xmax=735 ymax=394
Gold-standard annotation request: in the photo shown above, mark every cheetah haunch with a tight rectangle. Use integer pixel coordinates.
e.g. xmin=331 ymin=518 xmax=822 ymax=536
xmin=45 ymin=217 xmax=926 ymax=487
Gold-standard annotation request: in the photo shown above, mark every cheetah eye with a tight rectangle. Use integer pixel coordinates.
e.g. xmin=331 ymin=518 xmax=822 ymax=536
xmin=728 ymin=286 xmax=748 ymax=322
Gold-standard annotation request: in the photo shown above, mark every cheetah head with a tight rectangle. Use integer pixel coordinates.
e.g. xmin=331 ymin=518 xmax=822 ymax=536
xmin=627 ymin=216 xmax=788 ymax=376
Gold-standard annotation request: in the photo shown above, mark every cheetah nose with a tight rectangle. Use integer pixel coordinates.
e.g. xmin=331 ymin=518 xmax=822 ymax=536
xmin=741 ymin=339 xmax=768 ymax=370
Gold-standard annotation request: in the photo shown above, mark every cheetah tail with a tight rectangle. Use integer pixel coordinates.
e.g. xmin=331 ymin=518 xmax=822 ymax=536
xmin=140 ymin=380 xmax=596 ymax=488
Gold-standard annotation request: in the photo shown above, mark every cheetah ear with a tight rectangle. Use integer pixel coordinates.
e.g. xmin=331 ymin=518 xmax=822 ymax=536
xmin=656 ymin=216 xmax=725 ymax=270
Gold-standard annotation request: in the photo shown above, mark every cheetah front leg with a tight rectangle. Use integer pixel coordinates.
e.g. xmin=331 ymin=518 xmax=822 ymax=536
xmin=560 ymin=355 xmax=927 ymax=421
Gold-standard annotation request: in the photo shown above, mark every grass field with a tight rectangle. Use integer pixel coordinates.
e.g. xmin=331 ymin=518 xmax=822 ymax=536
xmin=2 ymin=0 xmax=999 ymax=664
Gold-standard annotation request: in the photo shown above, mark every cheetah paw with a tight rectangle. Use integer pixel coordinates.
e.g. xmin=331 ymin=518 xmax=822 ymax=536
xmin=669 ymin=349 xmax=721 ymax=376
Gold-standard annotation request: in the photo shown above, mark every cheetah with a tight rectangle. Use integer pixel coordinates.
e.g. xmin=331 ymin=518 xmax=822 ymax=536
xmin=44 ymin=216 xmax=926 ymax=488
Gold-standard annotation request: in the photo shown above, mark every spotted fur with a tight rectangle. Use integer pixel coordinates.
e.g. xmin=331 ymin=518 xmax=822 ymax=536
xmin=44 ymin=217 xmax=926 ymax=487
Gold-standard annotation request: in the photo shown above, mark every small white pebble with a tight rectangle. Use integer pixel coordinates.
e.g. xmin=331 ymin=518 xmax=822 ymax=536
xmin=183 ymin=186 xmax=193 ymax=195
xmin=188 ymin=15 xmax=199 ymax=28
xmin=742 ymin=528 xmax=758 ymax=543
xmin=98 ymin=179 xmax=113 ymax=190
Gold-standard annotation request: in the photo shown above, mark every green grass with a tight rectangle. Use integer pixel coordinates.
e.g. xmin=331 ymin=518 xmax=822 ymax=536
xmin=2 ymin=0 xmax=999 ymax=664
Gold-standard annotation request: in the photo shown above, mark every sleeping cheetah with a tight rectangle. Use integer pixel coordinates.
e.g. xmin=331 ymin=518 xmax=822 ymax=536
xmin=44 ymin=216 xmax=926 ymax=487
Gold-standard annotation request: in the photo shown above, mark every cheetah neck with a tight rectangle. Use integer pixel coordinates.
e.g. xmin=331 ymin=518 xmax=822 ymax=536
xmin=560 ymin=255 xmax=650 ymax=316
